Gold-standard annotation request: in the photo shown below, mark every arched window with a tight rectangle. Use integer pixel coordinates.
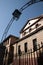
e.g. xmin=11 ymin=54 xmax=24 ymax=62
xmin=18 ymin=45 xmax=22 ymax=55
xmin=33 ymin=38 xmax=37 ymax=51
xmin=24 ymin=42 xmax=27 ymax=53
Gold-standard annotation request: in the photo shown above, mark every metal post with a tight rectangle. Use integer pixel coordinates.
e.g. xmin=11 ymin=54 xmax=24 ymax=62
xmin=27 ymin=53 xmax=28 ymax=65
xmin=29 ymin=52 xmax=30 ymax=65
xmin=34 ymin=52 xmax=36 ymax=65
xmin=19 ymin=55 xmax=20 ymax=65
xmin=31 ymin=49 xmax=33 ymax=65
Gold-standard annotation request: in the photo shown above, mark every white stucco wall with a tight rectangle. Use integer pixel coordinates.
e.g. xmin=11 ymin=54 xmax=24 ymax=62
xmin=16 ymin=30 xmax=43 ymax=54
xmin=20 ymin=18 xmax=43 ymax=38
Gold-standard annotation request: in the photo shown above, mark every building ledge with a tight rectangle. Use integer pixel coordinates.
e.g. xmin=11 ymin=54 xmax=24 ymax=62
xmin=12 ymin=26 xmax=43 ymax=45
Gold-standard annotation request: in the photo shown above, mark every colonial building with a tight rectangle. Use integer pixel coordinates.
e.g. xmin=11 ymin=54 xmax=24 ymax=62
xmin=3 ymin=15 xmax=43 ymax=65
xmin=2 ymin=35 xmax=19 ymax=65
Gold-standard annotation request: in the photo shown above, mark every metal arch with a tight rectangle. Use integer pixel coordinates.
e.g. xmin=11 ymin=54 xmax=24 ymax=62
xmin=19 ymin=0 xmax=43 ymax=12
xmin=1 ymin=17 xmax=15 ymax=42
xmin=1 ymin=0 xmax=43 ymax=42
xmin=12 ymin=0 xmax=43 ymax=19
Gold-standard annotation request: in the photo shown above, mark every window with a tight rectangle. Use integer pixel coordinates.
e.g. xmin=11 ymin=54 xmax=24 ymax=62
xmin=24 ymin=43 xmax=27 ymax=53
xmin=18 ymin=45 xmax=21 ymax=55
xmin=23 ymin=31 xmax=26 ymax=35
xmin=33 ymin=38 xmax=37 ymax=51
xmin=35 ymin=23 xmax=41 ymax=28
xmin=29 ymin=28 xmax=32 ymax=32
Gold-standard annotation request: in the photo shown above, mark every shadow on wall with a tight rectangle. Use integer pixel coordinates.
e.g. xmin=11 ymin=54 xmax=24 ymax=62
xmin=7 ymin=45 xmax=14 ymax=65
xmin=0 ymin=44 xmax=6 ymax=65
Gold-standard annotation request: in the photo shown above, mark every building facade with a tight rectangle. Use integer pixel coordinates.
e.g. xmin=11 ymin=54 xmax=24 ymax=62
xmin=13 ymin=15 xmax=43 ymax=55
xmin=2 ymin=35 xmax=19 ymax=65
xmin=3 ymin=15 xmax=43 ymax=65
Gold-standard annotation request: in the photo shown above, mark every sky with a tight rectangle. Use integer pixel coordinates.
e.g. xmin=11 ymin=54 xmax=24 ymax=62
xmin=0 ymin=0 xmax=43 ymax=42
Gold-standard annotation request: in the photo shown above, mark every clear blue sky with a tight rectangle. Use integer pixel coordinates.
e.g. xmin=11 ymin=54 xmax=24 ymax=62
xmin=0 ymin=0 xmax=43 ymax=42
